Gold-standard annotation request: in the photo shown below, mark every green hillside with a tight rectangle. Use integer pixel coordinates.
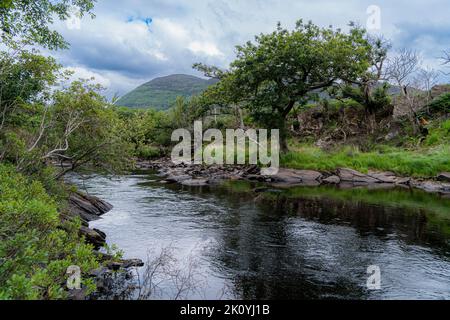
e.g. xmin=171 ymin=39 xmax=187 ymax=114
xmin=116 ymin=74 xmax=217 ymax=110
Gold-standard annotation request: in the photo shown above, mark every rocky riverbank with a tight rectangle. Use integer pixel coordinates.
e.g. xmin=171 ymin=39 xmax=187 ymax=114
xmin=63 ymin=190 xmax=144 ymax=300
xmin=136 ymin=159 xmax=450 ymax=198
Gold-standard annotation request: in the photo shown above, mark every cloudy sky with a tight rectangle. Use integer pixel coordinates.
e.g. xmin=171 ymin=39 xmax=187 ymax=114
xmin=50 ymin=0 xmax=450 ymax=98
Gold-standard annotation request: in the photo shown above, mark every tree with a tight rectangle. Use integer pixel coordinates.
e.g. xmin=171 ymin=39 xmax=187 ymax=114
xmin=386 ymin=49 xmax=420 ymax=96
xmin=43 ymin=81 xmax=133 ymax=178
xmin=196 ymin=21 xmax=372 ymax=150
xmin=442 ymin=50 xmax=450 ymax=75
xmin=0 ymin=0 xmax=96 ymax=50
xmin=335 ymin=36 xmax=392 ymax=116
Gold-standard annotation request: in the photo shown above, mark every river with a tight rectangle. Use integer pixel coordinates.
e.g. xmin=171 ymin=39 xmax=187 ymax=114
xmin=70 ymin=172 xmax=450 ymax=300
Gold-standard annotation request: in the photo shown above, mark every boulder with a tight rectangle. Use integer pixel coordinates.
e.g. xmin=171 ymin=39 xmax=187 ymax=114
xmin=367 ymin=171 xmax=399 ymax=184
xmin=165 ymin=174 xmax=192 ymax=183
xmin=269 ymin=169 xmax=322 ymax=188
xmin=80 ymin=226 xmax=106 ymax=249
xmin=437 ymin=172 xmax=450 ymax=182
xmin=181 ymin=179 xmax=209 ymax=187
xmin=323 ymin=175 xmax=341 ymax=185
xmin=337 ymin=168 xmax=379 ymax=184
xmin=413 ymin=180 xmax=450 ymax=194
xmin=69 ymin=191 xmax=113 ymax=222
xmin=272 ymin=169 xmax=322 ymax=183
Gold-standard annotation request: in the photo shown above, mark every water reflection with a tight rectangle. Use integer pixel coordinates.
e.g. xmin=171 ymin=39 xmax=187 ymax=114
xmin=71 ymin=173 xmax=450 ymax=300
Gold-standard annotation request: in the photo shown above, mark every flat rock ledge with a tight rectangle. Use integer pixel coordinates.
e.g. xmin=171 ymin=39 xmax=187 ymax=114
xmin=144 ymin=159 xmax=450 ymax=197
xmin=66 ymin=191 xmax=113 ymax=249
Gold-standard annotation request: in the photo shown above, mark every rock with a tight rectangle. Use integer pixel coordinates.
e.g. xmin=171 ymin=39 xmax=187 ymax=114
xmin=367 ymin=171 xmax=397 ymax=183
xmin=272 ymin=169 xmax=323 ymax=184
xmin=245 ymin=165 xmax=261 ymax=175
xmin=165 ymin=174 xmax=192 ymax=183
xmin=67 ymin=288 xmax=88 ymax=300
xmin=394 ymin=177 xmax=411 ymax=185
xmin=245 ymin=174 xmax=266 ymax=182
xmin=437 ymin=172 xmax=450 ymax=182
xmin=323 ymin=175 xmax=341 ymax=185
xmin=414 ymin=181 xmax=450 ymax=194
xmin=181 ymin=179 xmax=209 ymax=187
xmin=69 ymin=191 xmax=113 ymax=222
xmin=80 ymin=226 xmax=106 ymax=249
xmin=337 ymin=168 xmax=379 ymax=184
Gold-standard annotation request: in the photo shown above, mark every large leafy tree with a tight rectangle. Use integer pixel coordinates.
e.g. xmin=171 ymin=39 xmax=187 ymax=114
xmin=196 ymin=20 xmax=373 ymax=150
xmin=0 ymin=0 xmax=95 ymax=49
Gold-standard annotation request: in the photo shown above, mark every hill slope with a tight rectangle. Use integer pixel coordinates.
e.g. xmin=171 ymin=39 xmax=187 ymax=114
xmin=116 ymin=74 xmax=217 ymax=110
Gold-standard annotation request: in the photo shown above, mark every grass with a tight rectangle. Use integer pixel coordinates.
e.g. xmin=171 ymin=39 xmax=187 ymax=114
xmin=281 ymin=142 xmax=450 ymax=178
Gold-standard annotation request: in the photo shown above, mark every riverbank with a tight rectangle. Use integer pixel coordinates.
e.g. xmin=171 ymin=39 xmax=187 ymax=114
xmin=136 ymin=159 xmax=450 ymax=198
xmin=65 ymin=189 xmax=144 ymax=299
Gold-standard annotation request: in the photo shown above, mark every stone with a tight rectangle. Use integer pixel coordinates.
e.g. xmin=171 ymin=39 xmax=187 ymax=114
xmin=323 ymin=175 xmax=341 ymax=185
xmin=181 ymin=179 xmax=209 ymax=187
xmin=414 ymin=181 xmax=450 ymax=194
xmin=437 ymin=172 xmax=450 ymax=182
xmin=69 ymin=191 xmax=113 ymax=222
xmin=337 ymin=168 xmax=379 ymax=184
xmin=272 ymin=169 xmax=323 ymax=184
xmin=367 ymin=171 xmax=397 ymax=183
xmin=80 ymin=226 xmax=106 ymax=249
xmin=394 ymin=177 xmax=411 ymax=185
xmin=165 ymin=174 xmax=192 ymax=183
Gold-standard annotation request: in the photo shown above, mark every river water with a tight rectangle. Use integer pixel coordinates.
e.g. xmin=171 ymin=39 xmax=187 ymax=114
xmin=71 ymin=172 xmax=450 ymax=300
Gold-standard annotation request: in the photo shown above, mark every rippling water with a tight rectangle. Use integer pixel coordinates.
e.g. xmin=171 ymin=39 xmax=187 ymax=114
xmin=70 ymin=172 xmax=450 ymax=300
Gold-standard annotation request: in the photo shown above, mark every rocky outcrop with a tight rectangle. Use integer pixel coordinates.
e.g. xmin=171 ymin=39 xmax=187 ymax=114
xmin=338 ymin=168 xmax=379 ymax=184
xmin=69 ymin=191 xmax=113 ymax=222
xmin=80 ymin=226 xmax=106 ymax=249
xmin=270 ymin=169 xmax=322 ymax=187
xmin=67 ymin=191 xmax=113 ymax=250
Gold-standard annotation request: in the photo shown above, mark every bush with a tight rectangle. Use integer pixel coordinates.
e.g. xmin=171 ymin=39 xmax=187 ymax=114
xmin=429 ymin=93 xmax=450 ymax=113
xmin=0 ymin=164 xmax=99 ymax=300
xmin=425 ymin=119 xmax=450 ymax=146
xmin=136 ymin=145 xmax=162 ymax=160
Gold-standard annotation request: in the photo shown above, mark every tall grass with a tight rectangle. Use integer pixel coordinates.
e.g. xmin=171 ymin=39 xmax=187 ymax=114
xmin=281 ymin=143 xmax=450 ymax=178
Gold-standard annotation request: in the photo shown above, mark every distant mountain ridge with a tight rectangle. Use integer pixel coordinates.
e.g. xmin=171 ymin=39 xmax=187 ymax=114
xmin=116 ymin=74 xmax=217 ymax=110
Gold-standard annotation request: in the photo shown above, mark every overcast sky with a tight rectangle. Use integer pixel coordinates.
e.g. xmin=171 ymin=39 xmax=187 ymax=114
xmin=50 ymin=0 xmax=450 ymax=98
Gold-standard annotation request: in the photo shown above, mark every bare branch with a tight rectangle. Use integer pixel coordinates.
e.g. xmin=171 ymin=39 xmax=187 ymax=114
xmin=386 ymin=49 xmax=421 ymax=95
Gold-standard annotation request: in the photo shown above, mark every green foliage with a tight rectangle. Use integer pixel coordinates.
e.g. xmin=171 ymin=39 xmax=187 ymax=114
xmin=0 ymin=164 xmax=100 ymax=300
xmin=0 ymin=0 xmax=96 ymax=49
xmin=336 ymin=83 xmax=392 ymax=115
xmin=116 ymin=74 xmax=217 ymax=110
xmin=428 ymin=93 xmax=450 ymax=113
xmin=425 ymin=119 xmax=450 ymax=146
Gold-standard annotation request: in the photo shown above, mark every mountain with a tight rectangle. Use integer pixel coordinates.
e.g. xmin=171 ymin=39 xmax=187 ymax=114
xmin=115 ymin=74 xmax=218 ymax=110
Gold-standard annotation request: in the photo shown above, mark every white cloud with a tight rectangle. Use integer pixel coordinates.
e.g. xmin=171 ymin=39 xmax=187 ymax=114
xmin=188 ymin=41 xmax=223 ymax=57
xmin=46 ymin=0 xmax=450 ymax=98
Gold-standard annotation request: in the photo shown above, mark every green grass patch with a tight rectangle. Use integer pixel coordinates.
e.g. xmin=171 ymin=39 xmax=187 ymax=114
xmin=281 ymin=142 xmax=450 ymax=178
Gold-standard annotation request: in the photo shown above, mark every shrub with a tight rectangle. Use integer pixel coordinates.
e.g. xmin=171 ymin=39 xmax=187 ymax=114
xmin=136 ymin=145 xmax=162 ymax=160
xmin=429 ymin=93 xmax=450 ymax=113
xmin=0 ymin=164 xmax=99 ymax=300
